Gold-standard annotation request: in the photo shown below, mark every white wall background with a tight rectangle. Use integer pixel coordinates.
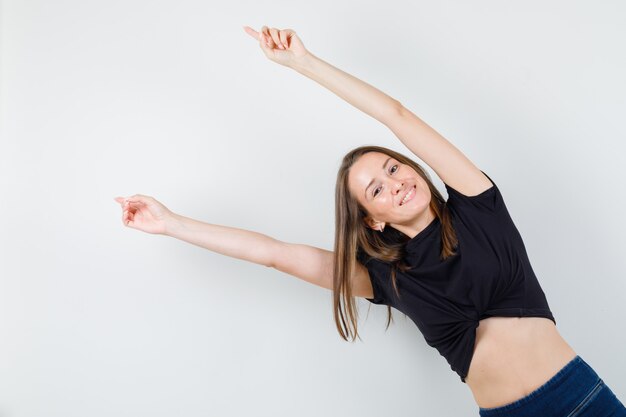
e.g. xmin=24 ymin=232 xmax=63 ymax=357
xmin=1 ymin=0 xmax=625 ymax=416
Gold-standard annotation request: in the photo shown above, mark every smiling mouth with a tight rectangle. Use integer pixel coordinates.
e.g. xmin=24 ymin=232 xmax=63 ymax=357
xmin=400 ymin=186 xmax=416 ymax=206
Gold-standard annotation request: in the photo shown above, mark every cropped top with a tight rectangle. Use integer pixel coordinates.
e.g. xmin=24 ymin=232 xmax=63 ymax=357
xmin=357 ymin=171 xmax=556 ymax=383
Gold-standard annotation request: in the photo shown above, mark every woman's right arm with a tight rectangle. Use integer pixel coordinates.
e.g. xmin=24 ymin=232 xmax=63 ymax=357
xmin=166 ymin=214 xmax=374 ymax=298
xmin=115 ymin=195 xmax=373 ymax=296
xmin=165 ymin=213 xmax=277 ymax=269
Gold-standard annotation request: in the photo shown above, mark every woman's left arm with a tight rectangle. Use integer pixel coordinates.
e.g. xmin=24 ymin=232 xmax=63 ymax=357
xmin=246 ymin=25 xmax=492 ymax=195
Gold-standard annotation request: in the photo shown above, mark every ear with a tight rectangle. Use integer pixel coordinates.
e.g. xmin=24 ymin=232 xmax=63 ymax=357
xmin=365 ymin=216 xmax=384 ymax=231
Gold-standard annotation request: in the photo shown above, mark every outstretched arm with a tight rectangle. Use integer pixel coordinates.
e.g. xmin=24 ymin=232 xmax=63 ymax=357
xmin=114 ymin=195 xmax=374 ymax=297
xmin=166 ymin=214 xmax=374 ymax=298
xmin=245 ymin=25 xmax=493 ymax=196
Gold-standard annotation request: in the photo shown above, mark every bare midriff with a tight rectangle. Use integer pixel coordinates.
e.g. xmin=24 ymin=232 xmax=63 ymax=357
xmin=464 ymin=316 xmax=578 ymax=409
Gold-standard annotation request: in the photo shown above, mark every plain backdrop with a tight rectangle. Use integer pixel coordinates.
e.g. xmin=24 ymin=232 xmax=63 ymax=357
xmin=1 ymin=1 xmax=625 ymax=416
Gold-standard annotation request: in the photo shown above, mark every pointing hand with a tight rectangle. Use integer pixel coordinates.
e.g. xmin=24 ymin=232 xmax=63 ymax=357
xmin=114 ymin=194 xmax=174 ymax=235
xmin=243 ymin=25 xmax=309 ymax=68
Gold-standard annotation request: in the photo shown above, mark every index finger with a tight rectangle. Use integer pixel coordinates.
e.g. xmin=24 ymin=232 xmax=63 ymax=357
xmin=243 ymin=26 xmax=260 ymax=41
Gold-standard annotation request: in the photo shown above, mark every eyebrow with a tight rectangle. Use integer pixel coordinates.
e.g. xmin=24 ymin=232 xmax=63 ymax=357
xmin=365 ymin=156 xmax=392 ymax=199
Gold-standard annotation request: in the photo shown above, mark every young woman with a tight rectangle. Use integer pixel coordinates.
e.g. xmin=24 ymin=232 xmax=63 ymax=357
xmin=114 ymin=25 xmax=626 ymax=416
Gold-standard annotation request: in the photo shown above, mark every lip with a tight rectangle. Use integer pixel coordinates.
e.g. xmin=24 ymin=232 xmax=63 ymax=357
xmin=399 ymin=186 xmax=416 ymax=206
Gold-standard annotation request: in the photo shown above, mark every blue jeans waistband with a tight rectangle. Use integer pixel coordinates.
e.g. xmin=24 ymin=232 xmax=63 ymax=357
xmin=478 ymin=355 xmax=626 ymax=417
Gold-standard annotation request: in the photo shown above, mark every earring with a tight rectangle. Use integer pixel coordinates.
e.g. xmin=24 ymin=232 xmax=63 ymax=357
xmin=379 ymin=225 xmax=384 ymax=232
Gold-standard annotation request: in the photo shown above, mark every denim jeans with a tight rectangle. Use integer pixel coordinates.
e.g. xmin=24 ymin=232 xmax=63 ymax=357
xmin=478 ymin=355 xmax=626 ymax=417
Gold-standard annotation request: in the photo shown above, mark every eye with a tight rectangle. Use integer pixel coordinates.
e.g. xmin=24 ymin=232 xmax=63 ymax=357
xmin=373 ymin=164 xmax=399 ymax=197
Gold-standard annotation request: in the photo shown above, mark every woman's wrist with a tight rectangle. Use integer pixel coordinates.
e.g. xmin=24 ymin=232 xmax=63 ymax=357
xmin=289 ymin=50 xmax=317 ymax=74
xmin=163 ymin=212 xmax=184 ymax=237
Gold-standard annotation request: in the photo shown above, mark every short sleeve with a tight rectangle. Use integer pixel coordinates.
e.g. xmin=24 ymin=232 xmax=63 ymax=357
xmin=356 ymin=250 xmax=389 ymax=305
xmin=444 ymin=170 xmax=504 ymax=214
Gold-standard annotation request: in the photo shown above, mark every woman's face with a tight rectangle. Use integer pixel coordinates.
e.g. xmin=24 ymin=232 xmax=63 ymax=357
xmin=348 ymin=152 xmax=432 ymax=233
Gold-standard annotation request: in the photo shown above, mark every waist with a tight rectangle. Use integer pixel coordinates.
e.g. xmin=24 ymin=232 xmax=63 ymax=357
xmin=465 ymin=316 xmax=577 ymax=409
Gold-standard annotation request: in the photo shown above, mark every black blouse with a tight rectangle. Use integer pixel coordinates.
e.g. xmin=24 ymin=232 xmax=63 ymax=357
xmin=357 ymin=171 xmax=555 ymax=383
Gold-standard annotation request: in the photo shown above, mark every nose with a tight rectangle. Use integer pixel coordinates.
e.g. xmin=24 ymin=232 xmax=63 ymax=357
xmin=392 ymin=180 xmax=404 ymax=194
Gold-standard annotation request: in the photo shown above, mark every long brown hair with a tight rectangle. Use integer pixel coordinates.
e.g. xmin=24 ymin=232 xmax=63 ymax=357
xmin=333 ymin=145 xmax=458 ymax=342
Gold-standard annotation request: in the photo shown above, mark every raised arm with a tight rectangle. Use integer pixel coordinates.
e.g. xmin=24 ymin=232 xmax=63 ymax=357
xmin=114 ymin=194 xmax=374 ymax=297
xmin=244 ymin=25 xmax=493 ymax=196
